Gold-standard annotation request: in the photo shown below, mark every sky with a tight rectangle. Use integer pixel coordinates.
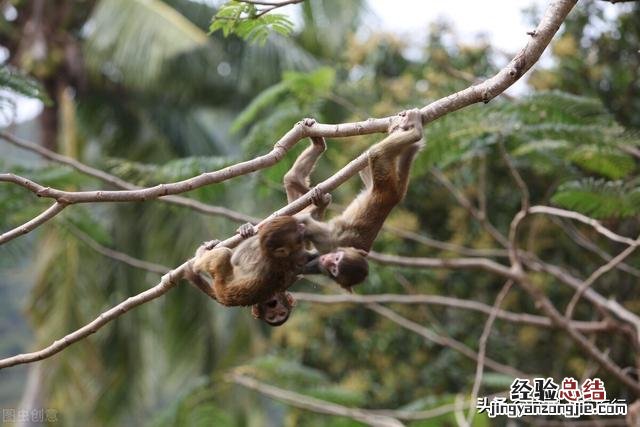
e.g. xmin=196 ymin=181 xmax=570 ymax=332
xmin=368 ymin=0 xmax=547 ymax=53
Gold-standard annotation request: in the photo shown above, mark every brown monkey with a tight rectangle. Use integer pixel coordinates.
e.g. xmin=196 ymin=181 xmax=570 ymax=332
xmin=190 ymin=215 xmax=306 ymax=307
xmin=251 ymin=135 xmax=330 ymax=325
xmin=299 ymin=109 xmax=424 ymax=290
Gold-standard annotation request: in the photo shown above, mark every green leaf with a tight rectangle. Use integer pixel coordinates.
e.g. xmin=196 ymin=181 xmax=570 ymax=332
xmin=0 ymin=66 xmax=51 ymax=104
xmin=230 ymin=81 xmax=289 ymax=134
xmin=86 ymin=0 xmax=209 ymax=89
xmin=210 ymin=2 xmax=294 ymax=44
xmin=552 ymin=178 xmax=640 ymax=218
xmin=569 ymin=146 xmax=635 ymax=179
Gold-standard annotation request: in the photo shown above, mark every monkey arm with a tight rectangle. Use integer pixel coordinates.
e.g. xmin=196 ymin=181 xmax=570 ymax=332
xmin=297 ymin=213 xmax=335 ymax=253
xmin=284 ymin=137 xmax=326 ymax=203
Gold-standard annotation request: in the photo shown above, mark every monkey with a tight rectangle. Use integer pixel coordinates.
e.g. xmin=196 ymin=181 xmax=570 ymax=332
xmin=189 ymin=215 xmax=306 ymax=307
xmin=298 ymin=109 xmax=424 ymax=291
xmin=251 ymin=135 xmax=331 ymax=325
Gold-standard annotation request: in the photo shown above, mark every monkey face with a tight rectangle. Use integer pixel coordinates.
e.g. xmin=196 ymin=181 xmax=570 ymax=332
xmin=319 ymin=248 xmax=369 ymax=290
xmin=319 ymin=251 xmax=344 ymax=277
xmin=252 ymin=292 xmax=295 ymax=327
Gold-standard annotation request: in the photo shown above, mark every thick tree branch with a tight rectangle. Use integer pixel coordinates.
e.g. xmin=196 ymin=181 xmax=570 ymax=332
xmin=0 ymin=131 xmax=258 ymax=224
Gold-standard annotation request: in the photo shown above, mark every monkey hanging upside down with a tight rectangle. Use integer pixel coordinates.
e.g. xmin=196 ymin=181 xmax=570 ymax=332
xmin=298 ymin=108 xmax=424 ymax=290
xmin=252 ymin=109 xmax=424 ymax=324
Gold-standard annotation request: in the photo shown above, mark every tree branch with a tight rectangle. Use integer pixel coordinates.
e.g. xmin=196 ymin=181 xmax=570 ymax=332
xmin=0 ymin=131 xmax=258 ymax=224
xmin=367 ymin=303 xmax=527 ymax=378
xmin=466 ymin=281 xmax=513 ymax=426
xmin=565 ymin=234 xmax=640 ymax=320
xmin=292 ymin=293 xmax=610 ymax=332
xmin=0 ymin=201 xmax=67 ymax=245
xmin=509 ymin=210 xmax=640 ymax=394
xmin=229 ymin=373 xmax=404 ymax=427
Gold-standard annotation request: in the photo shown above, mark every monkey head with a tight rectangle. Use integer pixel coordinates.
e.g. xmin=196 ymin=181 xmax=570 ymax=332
xmin=251 ymin=292 xmax=296 ymax=326
xmin=318 ymin=247 xmax=369 ymax=291
xmin=259 ymin=216 xmax=306 ymax=260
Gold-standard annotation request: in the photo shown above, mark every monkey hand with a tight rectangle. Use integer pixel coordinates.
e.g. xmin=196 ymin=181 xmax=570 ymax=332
xmin=195 ymin=239 xmax=221 ymax=257
xmin=310 ymin=187 xmax=331 ymax=208
xmin=237 ymin=223 xmax=256 ymax=239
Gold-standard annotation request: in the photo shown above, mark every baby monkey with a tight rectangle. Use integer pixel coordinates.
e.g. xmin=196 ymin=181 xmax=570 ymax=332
xmin=188 ymin=215 xmax=306 ymax=307
xmin=300 ymin=108 xmax=424 ymax=290
xmin=250 ymin=134 xmax=331 ymax=326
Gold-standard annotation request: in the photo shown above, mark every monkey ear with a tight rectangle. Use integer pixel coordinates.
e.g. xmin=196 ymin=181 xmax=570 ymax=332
xmin=251 ymin=305 xmax=261 ymax=319
xmin=286 ymin=292 xmax=297 ymax=307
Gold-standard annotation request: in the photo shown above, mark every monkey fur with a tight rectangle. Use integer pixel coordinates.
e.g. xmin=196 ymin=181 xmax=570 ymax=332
xmin=191 ymin=216 xmax=306 ymax=307
xmin=297 ymin=109 xmax=424 ymax=288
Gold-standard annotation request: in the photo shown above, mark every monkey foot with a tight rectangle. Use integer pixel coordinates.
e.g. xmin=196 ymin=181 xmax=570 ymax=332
xmin=310 ymin=187 xmax=331 ymax=207
xmin=202 ymin=239 xmax=220 ymax=250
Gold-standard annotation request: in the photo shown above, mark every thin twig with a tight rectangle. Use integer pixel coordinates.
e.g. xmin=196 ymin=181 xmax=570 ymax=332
xmin=565 ymin=235 xmax=640 ymax=320
xmin=465 ymin=281 xmax=513 ymax=426
xmin=0 ymin=132 xmax=258 ymax=223
xmin=229 ymin=373 xmax=404 ymax=427
xmin=292 ymin=293 xmax=610 ymax=332
xmin=555 ymin=219 xmax=640 ymax=278
xmin=383 ymin=225 xmax=509 ymax=257
xmin=508 ymin=212 xmax=640 ymax=393
xmin=528 ymin=206 xmax=637 ymax=246
xmin=0 ymin=201 xmax=67 ymax=245
xmin=499 ymin=141 xmax=530 ymax=212
xmin=67 ymin=224 xmax=170 ymax=275
xmin=367 ymin=303 xmax=527 ymax=378
xmin=431 ymin=168 xmax=509 ymax=247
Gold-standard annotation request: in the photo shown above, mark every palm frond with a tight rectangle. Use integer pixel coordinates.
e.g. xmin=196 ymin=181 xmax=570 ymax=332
xmin=85 ymin=0 xmax=209 ymax=89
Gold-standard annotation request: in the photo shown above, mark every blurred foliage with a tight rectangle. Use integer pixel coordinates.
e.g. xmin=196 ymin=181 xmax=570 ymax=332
xmin=0 ymin=66 xmax=50 ymax=103
xmin=210 ymin=1 xmax=294 ymax=45
xmin=528 ymin=0 xmax=640 ymax=129
xmin=0 ymin=0 xmax=639 ymax=426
